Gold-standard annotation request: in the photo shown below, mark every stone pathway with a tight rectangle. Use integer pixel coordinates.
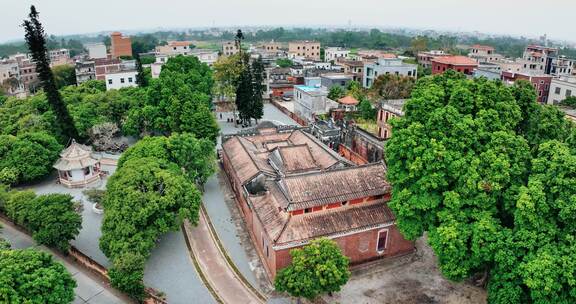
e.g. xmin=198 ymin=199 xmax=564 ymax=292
xmin=0 ymin=218 xmax=131 ymax=304
xmin=183 ymin=209 xmax=267 ymax=304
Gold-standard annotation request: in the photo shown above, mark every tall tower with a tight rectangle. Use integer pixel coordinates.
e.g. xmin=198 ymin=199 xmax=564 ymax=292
xmin=110 ymin=32 xmax=133 ymax=58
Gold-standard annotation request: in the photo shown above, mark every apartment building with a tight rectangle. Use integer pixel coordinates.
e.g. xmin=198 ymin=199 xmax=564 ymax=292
xmin=222 ymin=41 xmax=240 ymax=56
xmin=75 ymin=60 xmax=96 ymax=84
xmin=48 ymin=49 xmax=71 ymax=66
xmin=105 ymin=70 xmax=138 ymax=90
xmin=324 ymin=47 xmax=350 ymax=62
xmin=548 ymin=76 xmax=576 ymax=105
xmin=294 ymin=85 xmax=329 ymax=122
xmin=519 ymin=45 xmax=557 ymax=74
xmin=288 ymin=41 xmax=321 ymax=60
xmin=339 ymin=59 xmax=364 ymax=83
xmin=468 ymin=45 xmax=503 ymax=63
xmin=502 ymin=71 xmax=552 ymax=103
xmin=155 ymin=41 xmax=194 ymax=56
xmin=364 ymin=58 xmax=418 ymax=88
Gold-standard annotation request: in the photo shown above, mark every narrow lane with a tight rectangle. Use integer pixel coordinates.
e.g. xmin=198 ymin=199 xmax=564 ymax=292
xmin=183 ymin=209 xmax=266 ymax=304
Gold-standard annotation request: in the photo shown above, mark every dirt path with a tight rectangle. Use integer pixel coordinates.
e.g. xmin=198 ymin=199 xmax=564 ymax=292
xmin=182 ymin=209 xmax=266 ymax=304
xmin=324 ymin=236 xmax=487 ymax=304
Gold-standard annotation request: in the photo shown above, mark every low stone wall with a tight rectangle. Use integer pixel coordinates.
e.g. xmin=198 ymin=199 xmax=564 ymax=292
xmin=270 ymin=99 xmax=308 ymax=126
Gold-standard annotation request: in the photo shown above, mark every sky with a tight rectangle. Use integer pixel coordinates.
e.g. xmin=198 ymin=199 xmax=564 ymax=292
xmin=1 ymin=0 xmax=575 ymax=43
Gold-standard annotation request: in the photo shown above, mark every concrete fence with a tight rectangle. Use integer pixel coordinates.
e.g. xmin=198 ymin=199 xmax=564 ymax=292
xmin=270 ymin=99 xmax=308 ymax=126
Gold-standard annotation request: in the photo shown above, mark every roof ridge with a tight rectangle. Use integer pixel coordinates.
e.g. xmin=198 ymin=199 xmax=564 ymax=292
xmin=282 ymin=161 xmax=386 ymax=179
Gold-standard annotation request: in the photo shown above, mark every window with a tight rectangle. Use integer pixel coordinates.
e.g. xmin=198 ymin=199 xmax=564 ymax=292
xmin=567 ymin=90 xmax=573 ymax=97
xmin=173 ymin=47 xmax=177 ymax=50
xmin=304 ymin=208 xmax=311 ymax=213
xmin=555 ymin=87 xmax=561 ymax=94
xmin=120 ymin=78 xmax=125 ymax=83
xmin=377 ymin=229 xmax=388 ymax=252
xmin=108 ymin=79 xmax=112 ymax=84
xmin=128 ymin=77 xmax=133 ymax=83
xmin=539 ymin=80 xmax=544 ymax=84
xmin=341 ymin=201 xmax=348 ymax=206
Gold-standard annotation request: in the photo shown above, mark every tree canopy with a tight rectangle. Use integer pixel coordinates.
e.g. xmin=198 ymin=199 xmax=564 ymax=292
xmin=275 ymin=238 xmax=350 ymax=300
xmin=100 ymin=156 xmax=202 ymax=299
xmin=0 ymin=249 xmax=76 ymax=304
xmin=385 ymin=71 xmax=576 ymax=303
xmin=1 ymin=189 xmax=81 ymax=252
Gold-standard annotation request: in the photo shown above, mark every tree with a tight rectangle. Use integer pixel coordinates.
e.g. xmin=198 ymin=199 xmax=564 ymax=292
xmin=328 ymin=86 xmax=346 ymax=100
xmin=134 ymin=54 xmax=148 ymax=87
xmin=27 ymin=194 xmax=82 ymax=251
xmin=385 ymin=71 xmax=576 ymax=303
xmin=52 ymin=64 xmax=76 ymax=89
xmin=369 ymin=74 xmax=415 ymax=100
xmin=560 ymin=96 xmax=576 ymax=108
xmin=276 ymin=58 xmax=293 ymax=68
xmin=346 ymin=80 xmax=365 ymax=101
xmin=250 ymin=57 xmax=265 ymax=123
xmin=275 ymin=238 xmax=350 ymax=300
xmin=23 ymin=5 xmax=79 ymax=140
xmin=235 ymin=57 xmax=254 ymax=126
xmin=411 ymin=36 xmax=428 ymax=53
xmin=3 ymin=191 xmax=81 ymax=251
xmin=213 ymin=54 xmax=244 ymax=101
xmin=0 ymin=249 xmax=76 ymax=304
xmin=100 ymin=157 xmax=202 ymax=298
xmin=0 ymin=132 xmax=62 ymax=185
xmin=358 ymin=98 xmax=375 ymax=120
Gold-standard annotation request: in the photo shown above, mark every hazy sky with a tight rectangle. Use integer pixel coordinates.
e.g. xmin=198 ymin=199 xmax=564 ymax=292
xmin=1 ymin=0 xmax=575 ymax=43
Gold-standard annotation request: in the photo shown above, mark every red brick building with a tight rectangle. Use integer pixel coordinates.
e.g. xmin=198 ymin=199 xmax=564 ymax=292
xmin=110 ymin=32 xmax=132 ymax=58
xmin=501 ymin=71 xmax=553 ymax=103
xmin=432 ymin=55 xmax=478 ymax=75
xmin=221 ymin=125 xmax=414 ymax=278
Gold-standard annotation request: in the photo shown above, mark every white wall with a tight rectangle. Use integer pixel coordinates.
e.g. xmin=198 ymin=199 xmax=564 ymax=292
xmin=548 ymin=77 xmax=576 ymax=105
xmin=86 ymin=43 xmax=107 ymax=59
xmin=105 ymin=71 xmax=138 ymax=90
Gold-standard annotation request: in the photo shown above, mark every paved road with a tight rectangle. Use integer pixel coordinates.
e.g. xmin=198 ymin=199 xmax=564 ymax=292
xmin=0 ymin=219 xmax=129 ymax=304
xmin=184 ymin=210 xmax=266 ymax=304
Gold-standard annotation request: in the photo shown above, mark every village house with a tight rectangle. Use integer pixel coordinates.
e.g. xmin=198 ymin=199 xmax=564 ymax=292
xmin=417 ymin=50 xmax=448 ymax=69
xmin=431 ymin=55 xmax=478 ymax=75
xmin=110 ymin=32 xmax=132 ymax=59
xmin=548 ymin=76 xmax=576 ymax=105
xmin=221 ymin=124 xmax=414 ymax=278
xmin=468 ymin=44 xmax=503 ymax=63
xmin=502 ymin=71 xmax=552 ymax=103
xmin=288 ymin=41 xmax=321 ymax=60
xmin=377 ymin=99 xmax=406 ymax=140
xmin=364 ymin=58 xmax=418 ymax=88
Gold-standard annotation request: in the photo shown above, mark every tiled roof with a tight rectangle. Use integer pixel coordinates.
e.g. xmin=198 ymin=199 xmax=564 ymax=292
xmin=276 ymin=199 xmax=395 ymax=245
xmin=338 ymin=95 xmax=360 ymax=105
xmin=432 ymin=55 xmax=478 ymax=66
xmin=168 ymin=41 xmax=193 ymax=47
xmin=269 ymin=144 xmax=320 ymax=174
xmin=287 ymin=131 xmax=341 ymax=169
xmin=279 ymin=162 xmax=390 ymax=210
xmin=471 ymin=44 xmax=495 ymax=51
xmin=222 ymin=137 xmax=260 ymax=184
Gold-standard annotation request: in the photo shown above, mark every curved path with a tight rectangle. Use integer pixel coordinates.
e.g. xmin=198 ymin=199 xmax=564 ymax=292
xmin=183 ymin=208 xmax=267 ymax=304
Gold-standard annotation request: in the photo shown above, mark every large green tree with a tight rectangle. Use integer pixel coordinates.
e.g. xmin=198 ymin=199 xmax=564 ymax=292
xmin=275 ymin=238 xmax=350 ymax=300
xmin=52 ymin=64 xmax=77 ymax=89
xmin=2 ymin=191 xmax=81 ymax=251
xmin=385 ymin=71 xmax=576 ymax=303
xmin=368 ymin=74 xmax=415 ymax=100
xmin=100 ymin=157 xmax=202 ymax=299
xmin=0 ymin=132 xmax=62 ymax=185
xmin=235 ymin=56 xmax=254 ymax=126
xmin=0 ymin=249 xmax=76 ymax=304
xmin=22 ymin=5 xmax=79 ymax=140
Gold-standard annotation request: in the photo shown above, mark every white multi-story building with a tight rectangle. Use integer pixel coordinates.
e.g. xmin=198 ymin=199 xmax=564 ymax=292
xmin=0 ymin=60 xmax=24 ymax=96
xmin=468 ymin=45 xmax=503 ymax=63
xmin=294 ymin=85 xmax=329 ymax=122
xmin=222 ymin=41 xmax=240 ymax=56
xmin=75 ymin=60 xmax=96 ymax=84
xmin=363 ymin=58 xmax=418 ymax=88
xmin=85 ymin=43 xmax=107 ymax=59
xmin=548 ymin=76 xmax=576 ymax=105
xmin=324 ymin=47 xmax=350 ymax=63
xmin=105 ymin=70 xmax=138 ymax=90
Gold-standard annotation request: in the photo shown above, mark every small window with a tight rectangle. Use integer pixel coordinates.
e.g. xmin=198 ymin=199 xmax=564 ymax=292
xmin=304 ymin=208 xmax=311 ymax=213
xmin=377 ymin=230 xmax=388 ymax=252
xmin=108 ymin=79 xmax=112 ymax=84
xmin=128 ymin=77 xmax=133 ymax=83
xmin=120 ymin=78 xmax=125 ymax=83
xmin=555 ymin=87 xmax=561 ymax=94
xmin=567 ymin=90 xmax=573 ymax=97
xmin=341 ymin=201 xmax=348 ymax=206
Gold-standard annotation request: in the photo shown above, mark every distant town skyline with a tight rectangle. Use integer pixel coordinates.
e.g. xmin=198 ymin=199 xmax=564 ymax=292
xmin=1 ymin=0 xmax=575 ymax=43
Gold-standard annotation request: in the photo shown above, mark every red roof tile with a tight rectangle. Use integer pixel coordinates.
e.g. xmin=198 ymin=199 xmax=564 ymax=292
xmin=338 ymin=95 xmax=360 ymax=105
xmin=432 ymin=55 xmax=478 ymax=66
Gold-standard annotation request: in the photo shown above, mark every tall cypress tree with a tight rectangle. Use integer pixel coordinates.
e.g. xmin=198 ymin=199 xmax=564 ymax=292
xmin=134 ymin=54 xmax=148 ymax=87
xmin=250 ymin=57 xmax=265 ymax=123
xmin=235 ymin=64 xmax=253 ymax=126
xmin=23 ymin=6 xmax=79 ymax=140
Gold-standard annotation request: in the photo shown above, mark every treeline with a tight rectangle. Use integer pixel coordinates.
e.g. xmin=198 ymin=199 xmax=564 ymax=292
xmin=0 ymin=55 xmax=219 ymax=186
xmin=386 ymin=71 xmax=576 ymax=303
